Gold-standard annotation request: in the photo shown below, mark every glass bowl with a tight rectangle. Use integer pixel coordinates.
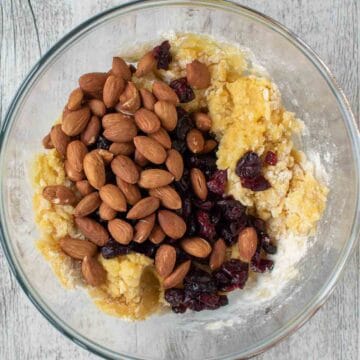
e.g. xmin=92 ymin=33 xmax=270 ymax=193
xmin=0 ymin=1 xmax=359 ymax=359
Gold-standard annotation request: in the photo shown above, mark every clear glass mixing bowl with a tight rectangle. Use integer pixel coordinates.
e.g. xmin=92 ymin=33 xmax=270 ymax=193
xmin=0 ymin=1 xmax=359 ymax=359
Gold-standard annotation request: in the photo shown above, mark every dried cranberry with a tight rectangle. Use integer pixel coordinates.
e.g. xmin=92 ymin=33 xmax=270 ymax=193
xmin=175 ymin=108 xmax=194 ymax=140
xmin=165 ymin=288 xmax=185 ymax=307
xmin=229 ymin=215 xmax=248 ymax=236
xmin=217 ymin=197 xmax=245 ymax=221
xmin=251 ymin=259 xmax=274 ymax=273
xmin=248 ymin=216 xmax=266 ymax=232
xmin=213 ymin=259 xmax=249 ymax=291
xmin=129 ymin=241 xmax=158 ymax=259
xmin=192 ymin=199 xmax=214 ymax=211
xmin=211 ymin=208 xmax=222 ymax=226
xmin=221 ymin=227 xmax=236 ymax=246
xmin=265 ymin=151 xmax=278 ymax=165
xmin=172 ymin=140 xmax=187 ymax=154
xmin=184 ymin=268 xmax=217 ymax=295
xmin=207 ymin=170 xmax=227 ymax=195
xmin=198 ymin=293 xmax=223 ymax=310
xmin=96 ymin=135 xmax=111 ymax=150
xmin=152 ymin=40 xmax=172 ymax=70
xmin=174 ymin=176 xmax=190 ymax=196
xmin=188 ymin=155 xmax=217 ymax=177
xmin=196 ymin=210 xmax=217 ymax=241
xmin=170 ymin=78 xmax=195 ymax=103
xmin=241 ymin=175 xmax=271 ymax=191
xmin=186 ymin=217 xmax=198 ymax=237
xmin=182 ymin=196 xmax=193 ymax=218
xmin=101 ymin=238 xmax=130 ymax=259
xmin=185 ymin=298 xmax=204 ymax=312
xmin=235 ymin=151 xmax=261 ymax=179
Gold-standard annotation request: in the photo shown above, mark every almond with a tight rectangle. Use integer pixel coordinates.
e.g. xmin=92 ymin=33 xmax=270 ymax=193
xmin=43 ymin=185 xmax=77 ymax=205
xmin=202 ymin=139 xmax=217 ymax=154
xmin=59 ymin=236 xmax=97 ymax=260
xmin=66 ymin=140 xmax=88 ymax=172
xmin=117 ymin=81 xmax=141 ymax=114
xmin=165 ymin=149 xmax=184 ymax=181
xmin=67 ymin=88 xmax=84 ymax=111
xmin=65 ymin=160 xmax=85 ymax=181
xmin=186 ymin=60 xmax=211 ymax=89
xmin=126 ymin=196 xmax=160 ymax=219
xmin=138 ymin=169 xmax=174 ymax=188
xmin=152 ymin=81 xmax=179 ymax=104
xmin=42 ymin=133 xmax=54 ymax=149
xmin=139 ymin=88 xmax=156 ymax=110
xmin=149 ymin=186 xmax=182 ymax=210
xmin=158 ymin=210 xmax=186 ymax=239
xmin=74 ymin=191 xmax=101 ymax=217
xmin=155 ymin=245 xmax=176 ymax=277
xmin=83 ymin=151 xmax=106 ymax=190
xmin=103 ymin=117 xmax=137 ymax=143
xmin=102 ymin=113 xmax=132 ymax=129
xmin=134 ymin=149 xmax=149 ymax=167
xmin=116 ymin=177 xmax=141 ymax=205
xmin=163 ymin=260 xmax=191 ymax=289
xmin=112 ymin=57 xmax=131 ymax=81
xmin=94 ymin=149 xmax=114 ymax=164
xmin=134 ymin=108 xmax=161 ymax=134
xmin=75 ymin=217 xmax=109 ymax=246
xmin=181 ymin=237 xmax=212 ymax=258
xmin=209 ymin=238 xmax=226 ymax=270
xmin=238 ymin=227 xmax=258 ymax=263
xmin=149 ymin=127 xmax=171 ymax=149
xmin=190 ymin=168 xmax=208 ymax=201
xmin=149 ymin=224 xmax=166 ymax=244
xmin=111 ymin=155 xmax=139 ymax=184
xmin=108 ymin=219 xmax=133 ymax=244
xmin=76 ymin=180 xmax=95 ymax=196
xmin=109 ymin=142 xmax=135 ymax=156
xmin=99 ymin=184 xmax=127 ymax=212
xmin=82 ymin=256 xmax=107 ymax=286
xmin=88 ymin=99 xmax=106 ymax=117
xmin=62 ymin=106 xmax=91 ymax=136
xmin=99 ymin=202 xmax=117 ymax=221
xmin=103 ymin=75 xmax=125 ymax=108
xmin=186 ymin=128 xmax=205 ymax=153
xmin=79 ymin=72 xmax=107 ymax=98
xmin=133 ymin=213 xmax=156 ymax=243
xmin=50 ymin=124 xmax=70 ymax=157
xmin=135 ymin=51 xmax=156 ymax=77
xmin=81 ymin=115 xmax=101 ymax=146
xmin=134 ymin=136 xmax=167 ymax=164
xmin=153 ymin=101 xmax=178 ymax=131
xmin=194 ymin=112 xmax=212 ymax=132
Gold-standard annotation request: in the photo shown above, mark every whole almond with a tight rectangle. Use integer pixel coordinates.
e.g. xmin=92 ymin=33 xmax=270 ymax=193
xmin=163 ymin=260 xmax=191 ymax=289
xmin=111 ymin=155 xmax=139 ymax=184
xmin=99 ymin=184 xmax=127 ymax=212
xmin=103 ymin=117 xmax=137 ymax=143
xmin=83 ymin=151 xmax=106 ymax=190
xmin=67 ymin=140 xmax=88 ymax=172
xmin=108 ymin=219 xmax=133 ymax=244
xmin=65 ymin=160 xmax=85 ymax=182
xmin=158 ymin=210 xmax=186 ymax=239
xmin=135 ymin=51 xmax=156 ymax=77
xmin=149 ymin=224 xmax=166 ymax=244
xmin=109 ymin=142 xmax=135 ymax=156
xmin=112 ymin=57 xmax=131 ymax=81
xmin=186 ymin=128 xmax=205 ymax=153
xmin=134 ymin=149 xmax=149 ymax=167
xmin=133 ymin=213 xmax=156 ymax=243
xmin=59 ymin=236 xmax=97 ymax=260
xmin=116 ymin=177 xmax=141 ymax=205
xmin=79 ymin=72 xmax=107 ymax=98
xmin=126 ymin=196 xmax=160 ymax=220
xmin=238 ymin=227 xmax=258 ymax=263
xmin=43 ymin=185 xmax=76 ymax=205
xmin=62 ymin=106 xmax=91 ymax=136
xmin=134 ymin=136 xmax=167 ymax=164
xmin=181 ymin=237 xmax=212 ymax=258
xmin=74 ymin=191 xmax=101 ymax=217
xmin=149 ymin=186 xmax=182 ymax=210
xmin=50 ymin=124 xmax=70 ymax=157
xmin=155 ymin=245 xmax=176 ymax=277
xmin=139 ymin=88 xmax=156 ymax=110
xmin=76 ymin=180 xmax=95 ymax=196
xmin=165 ymin=149 xmax=184 ymax=181
xmin=99 ymin=202 xmax=117 ymax=221
xmin=190 ymin=168 xmax=208 ymax=201
xmin=202 ymin=139 xmax=217 ymax=154
xmin=75 ymin=217 xmax=109 ymax=246
xmin=81 ymin=115 xmax=101 ymax=146
xmin=42 ymin=133 xmax=54 ymax=149
xmin=153 ymin=101 xmax=178 ymax=131
xmin=117 ymin=82 xmax=141 ymax=114
xmin=103 ymin=75 xmax=125 ymax=108
xmin=138 ymin=169 xmax=174 ymax=188
xmin=94 ymin=149 xmax=114 ymax=164
xmin=194 ymin=112 xmax=212 ymax=132
xmin=152 ymin=81 xmax=179 ymax=104
xmin=88 ymin=99 xmax=106 ymax=117
xmin=82 ymin=256 xmax=107 ymax=286
xmin=134 ymin=108 xmax=161 ymax=134
xmin=67 ymin=88 xmax=84 ymax=111
xmin=102 ymin=113 xmax=132 ymax=128
xmin=209 ymin=238 xmax=226 ymax=270
xmin=186 ymin=60 xmax=211 ymax=89
xmin=149 ymin=127 xmax=171 ymax=149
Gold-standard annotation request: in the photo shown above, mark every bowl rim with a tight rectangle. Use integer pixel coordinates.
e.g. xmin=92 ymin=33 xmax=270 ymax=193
xmin=0 ymin=0 xmax=359 ymax=359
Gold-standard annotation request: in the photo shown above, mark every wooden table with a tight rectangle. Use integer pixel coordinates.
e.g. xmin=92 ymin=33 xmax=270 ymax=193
xmin=0 ymin=1 xmax=358 ymax=359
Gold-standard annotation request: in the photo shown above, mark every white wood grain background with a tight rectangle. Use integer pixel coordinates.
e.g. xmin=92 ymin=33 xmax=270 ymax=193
xmin=0 ymin=0 xmax=359 ymax=359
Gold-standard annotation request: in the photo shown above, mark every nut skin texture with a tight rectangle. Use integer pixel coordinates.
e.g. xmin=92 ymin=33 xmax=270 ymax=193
xmin=82 ymin=256 xmax=107 ymax=287
xmin=103 ymin=117 xmax=137 ymax=143
xmin=42 ymin=185 xmax=77 ymax=205
xmin=138 ymin=169 xmax=174 ymax=189
xmin=112 ymin=57 xmax=132 ymax=81
xmin=66 ymin=140 xmax=88 ymax=172
xmin=194 ymin=112 xmax=212 ymax=132
xmin=83 ymin=151 xmax=106 ymax=190
xmin=76 ymin=180 xmax=95 ymax=197
xmin=209 ymin=238 xmax=226 ymax=270
xmin=74 ymin=192 xmax=101 ymax=217
xmin=149 ymin=225 xmax=166 ymax=244
xmin=88 ymin=99 xmax=106 ymax=117
xmin=202 ymin=139 xmax=217 ymax=154
xmin=109 ymin=142 xmax=135 ymax=156
xmin=149 ymin=186 xmax=182 ymax=210
xmin=158 ymin=210 xmax=187 ymax=239
xmin=165 ymin=149 xmax=184 ymax=181
xmin=190 ymin=168 xmax=208 ymax=201
xmin=59 ymin=236 xmax=97 ymax=260
xmin=117 ymin=82 xmax=141 ymax=114
xmin=126 ymin=197 xmax=160 ymax=220
xmin=50 ymin=125 xmax=70 ymax=157
xmin=99 ymin=202 xmax=117 ymax=221
xmin=152 ymin=81 xmax=179 ymax=104
xmin=238 ymin=227 xmax=258 ymax=263
xmin=153 ymin=101 xmax=178 ymax=131
xmin=103 ymin=75 xmax=125 ymax=108
xmin=42 ymin=133 xmax=54 ymax=149
xmin=75 ymin=217 xmax=110 ymax=246
xmin=62 ymin=107 xmax=91 ymax=136
xmin=111 ymin=155 xmax=139 ymax=184
xmin=186 ymin=128 xmax=205 ymax=154
xmin=133 ymin=214 xmax=156 ymax=243
xmin=135 ymin=51 xmax=156 ymax=77
xmin=133 ymin=136 xmax=167 ymax=164
xmin=139 ymin=88 xmax=156 ymax=111
xmin=181 ymin=237 xmax=212 ymax=258
xmin=79 ymin=72 xmax=107 ymax=98
xmin=64 ymin=160 xmax=85 ymax=182
xmin=149 ymin=127 xmax=172 ymax=149
xmin=116 ymin=177 xmax=142 ymax=205
xmin=81 ymin=115 xmax=101 ymax=146
xmin=99 ymin=184 xmax=127 ymax=212
xmin=108 ymin=219 xmax=133 ymax=245
xmin=163 ymin=260 xmax=191 ymax=289
xmin=186 ymin=60 xmax=211 ymax=89
xmin=155 ymin=245 xmax=176 ymax=278
xmin=67 ymin=88 xmax=84 ymax=111
xmin=134 ymin=108 xmax=161 ymax=134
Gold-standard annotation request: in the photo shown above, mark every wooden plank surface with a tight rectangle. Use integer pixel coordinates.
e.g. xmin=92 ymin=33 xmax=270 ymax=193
xmin=0 ymin=0 xmax=358 ymax=359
